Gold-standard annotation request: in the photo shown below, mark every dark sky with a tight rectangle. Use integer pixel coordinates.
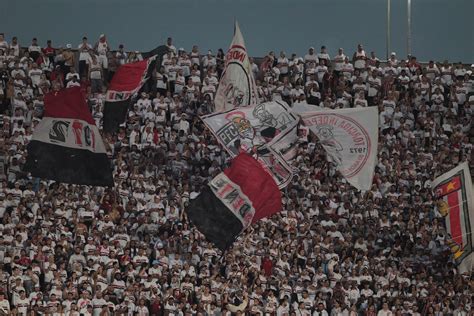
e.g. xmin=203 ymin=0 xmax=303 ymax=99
xmin=1 ymin=0 xmax=473 ymax=62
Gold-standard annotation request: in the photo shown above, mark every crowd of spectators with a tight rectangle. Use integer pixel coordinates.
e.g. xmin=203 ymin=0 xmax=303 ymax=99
xmin=0 ymin=33 xmax=473 ymax=316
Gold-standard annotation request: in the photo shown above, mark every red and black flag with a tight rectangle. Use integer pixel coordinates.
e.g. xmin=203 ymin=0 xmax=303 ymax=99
xmin=24 ymin=87 xmax=113 ymax=186
xmin=186 ymin=153 xmax=282 ymax=251
xmin=103 ymin=56 xmax=156 ymax=133
xmin=432 ymin=162 xmax=474 ymax=273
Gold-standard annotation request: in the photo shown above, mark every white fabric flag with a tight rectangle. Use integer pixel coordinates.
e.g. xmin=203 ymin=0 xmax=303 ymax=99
xmin=214 ymin=21 xmax=259 ymax=112
xmin=202 ymin=100 xmax=299 ymax=188
xmin=300 ymin=107 xmax=378 ymax=191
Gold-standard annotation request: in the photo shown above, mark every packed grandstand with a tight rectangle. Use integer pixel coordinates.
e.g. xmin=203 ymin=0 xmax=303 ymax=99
xmin=0 ymin=31 xmax=472 ymax=316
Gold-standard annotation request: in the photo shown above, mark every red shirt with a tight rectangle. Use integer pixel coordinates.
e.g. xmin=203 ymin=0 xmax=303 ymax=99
xmin=18 ymin=256 xmax=31 ymax=266
xmin=262 ymin=257 xmax=273 ymax=277
xmin=43 ymin=47 xmax=55 ymax=57
xmin=150 ymin=302 xmax=162 ymax=315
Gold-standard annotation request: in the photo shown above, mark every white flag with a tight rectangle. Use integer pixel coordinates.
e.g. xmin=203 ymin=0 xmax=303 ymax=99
xmin=215 ymin=21 xmax=259 ymax=112
xmin=202 ymin=100 xmax=299 ymax=188
xmin=300 ymin=107 xmax=378 ymax=191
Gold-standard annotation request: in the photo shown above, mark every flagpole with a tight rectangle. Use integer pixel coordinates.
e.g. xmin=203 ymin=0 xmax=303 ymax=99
xmin=386 ymin=0 xmax=391 ymax=61
xmin=407 ymin=0 xmax=412 ymax=57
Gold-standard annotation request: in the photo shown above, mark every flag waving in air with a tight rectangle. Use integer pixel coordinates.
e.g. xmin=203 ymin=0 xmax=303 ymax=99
xmin=214 ymin=21 xmax=259 ymax=112
xmin=299 ymin=107 xmax=378 ymax=191
xmin=103 ymin=56 xmax=156 ymax=133
xmin=432 ymin=162 xmax=474 ymax=274
xmin=25 ymin=87 xmax=113 ymax=186
xmin=202 ymin=100 xmax=299 ymax=188
xmin=186 ymin=153 xmax=281 ymax=251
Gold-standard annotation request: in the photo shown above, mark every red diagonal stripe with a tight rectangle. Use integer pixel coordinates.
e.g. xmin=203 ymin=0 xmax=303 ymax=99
xmin=447 ymin=191 xmax=463 ymax=246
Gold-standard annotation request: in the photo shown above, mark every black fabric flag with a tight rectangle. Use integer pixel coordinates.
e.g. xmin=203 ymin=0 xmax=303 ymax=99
xmin=25 ymin=87 xmax=113 ymax=186
xmin=141 ymin=45 xmax=170 ymax=64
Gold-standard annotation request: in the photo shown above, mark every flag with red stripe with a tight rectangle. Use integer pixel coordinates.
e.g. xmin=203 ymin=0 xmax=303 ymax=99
xmin=103 ymin=56 xmax=156 ymax=133
xmin=432 ymin=162 xmax=474 ymax=273
xmin=25 ymin=87 xmax=113 ymax=186
xmin=186 ymin=153 xmax=281 ymax=250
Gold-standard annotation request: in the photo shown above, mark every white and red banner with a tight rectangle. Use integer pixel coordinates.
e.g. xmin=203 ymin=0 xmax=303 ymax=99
xmin=202 ymin=100 xmax=299 ymax=188
xmin=31 ymin=117 xmax=106 ymax=153
xmin=300 ymin=107 xmax=378 ymax=191
xmin=215 ymin=21 xmax=259 ymax=112
xmin=432 ymin=162 xmax=474 ymax=273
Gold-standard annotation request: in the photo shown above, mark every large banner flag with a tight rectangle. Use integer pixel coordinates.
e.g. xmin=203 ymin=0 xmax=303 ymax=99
xmin=215 ymin=21 xmax=259 ymax=112
xmin=25 ymin=87 xmax=113 ymax=186
xmin=202 ymin=100 xmax=299 ymax=188
xmin=103 ymin=56 xmax=156 ymax=133
xmin=432 ymin=162 xmax=474 ymax=273
xmin=186 ymin=153 xmax=281 ymax=250
xmin=300 ymin=107 xmax=378 ymax=191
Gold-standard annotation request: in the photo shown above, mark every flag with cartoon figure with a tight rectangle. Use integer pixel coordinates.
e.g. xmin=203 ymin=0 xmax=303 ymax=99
xmin=432 ymin=162 xmax=474 ymax=273
xmin=202 ymin=100 xmax=299 ymax=188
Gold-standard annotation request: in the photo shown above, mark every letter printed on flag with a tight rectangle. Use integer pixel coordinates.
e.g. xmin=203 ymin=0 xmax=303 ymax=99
xmin=186 ymin=153 xmax=281 ymax=251
xmin=432 ymin=162 xmax=474 ymax=273
xmin=300 ymin=107 xmax=378 ymax=191
xmin=25 ymin=87 xmax=113 ymax=186
xmin=214 ymin=21 xmax=259 ymax=112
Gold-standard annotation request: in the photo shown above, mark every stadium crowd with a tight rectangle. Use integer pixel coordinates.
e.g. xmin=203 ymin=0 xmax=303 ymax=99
xmin=0 ymin=33 xmax=473 ymax=316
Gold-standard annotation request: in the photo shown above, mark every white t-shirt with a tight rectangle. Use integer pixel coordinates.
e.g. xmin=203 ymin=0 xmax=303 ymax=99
xmin=317 ymin=52 xmax=330 ymax=64
xmin=333 ymin=54 xmax=346 ymax=71
xmin=28 ymin=45 xmax=41 ymax=53
xmin=156 ymin=72 xmax=167 ymax=90
xmin=89 ymin=64 xmax=102 ymax=80
xmin=29 ymin=69 xmax=43 ymax=86
xmin=78 ymin=43 xmax=93 ymax=61
xmin=0 ymin=41 xmax=8 ymax=52
xmin=304 ymin=53 xmax=318 ymax=64
xmin=96 ymin=42 xmax=108 ymax=55
xmin=0 ymin=299 xmax=10 ymax=314
xmin=16 ymin=297 xmax=30 ymax=315
xmin=367 ymin=76 xmax=381 ymax=97
xmin=278 ymin=57 xmax=289 ymax=74
xmin=354 ymin=50 xmax=367 ymax=69
xmin=92 ymin=298 xmax=107 ymax=316
xmin=10 ymin=43 xmax=20 ymax=56
xmin=354 ymin=98 xmax=368 ymax=107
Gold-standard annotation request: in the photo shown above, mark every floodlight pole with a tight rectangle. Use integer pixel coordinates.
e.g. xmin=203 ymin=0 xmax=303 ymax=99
xmin=407 ymin=0 xmax=412 ymax=57
xmin=386 ymin=0 xmax=391 ymax=61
